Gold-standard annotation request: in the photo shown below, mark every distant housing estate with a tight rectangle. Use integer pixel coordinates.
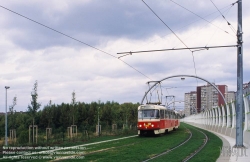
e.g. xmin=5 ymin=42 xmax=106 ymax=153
xmin=0 ymin=111 xmax=25 ymax=115
xmin=184 ymin=81 xmax=250 ymax=117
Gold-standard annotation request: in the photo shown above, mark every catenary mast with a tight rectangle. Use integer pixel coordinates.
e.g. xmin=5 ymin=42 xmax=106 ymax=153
xmin=235 ymin=0 xmax=243 ymax=147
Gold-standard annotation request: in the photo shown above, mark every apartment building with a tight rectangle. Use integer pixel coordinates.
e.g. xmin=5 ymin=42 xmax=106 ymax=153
xmin=183 ymin=82 xmax=250 ymax=116
xmin=184 ymin=91 xmax=197 ymax=117
xmin=196 ymin=84 xmax=228 ymax=112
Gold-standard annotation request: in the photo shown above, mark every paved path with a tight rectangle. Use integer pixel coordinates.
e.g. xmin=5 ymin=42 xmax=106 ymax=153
xmin=214 ymin=131 xmax=249 ymax=162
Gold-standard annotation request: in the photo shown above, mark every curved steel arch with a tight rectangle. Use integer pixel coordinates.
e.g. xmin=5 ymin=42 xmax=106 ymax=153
xmin=141 ymin=75 xmax=227 ymax=107
xmin=166 ymin=100 xmax=195 ymax=108
xmin=165 ymin=100 xmax=196 ymax=113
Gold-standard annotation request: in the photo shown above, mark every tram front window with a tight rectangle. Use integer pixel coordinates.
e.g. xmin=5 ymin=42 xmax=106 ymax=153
xmin=138 ymin=109 xmax=159 ymax=119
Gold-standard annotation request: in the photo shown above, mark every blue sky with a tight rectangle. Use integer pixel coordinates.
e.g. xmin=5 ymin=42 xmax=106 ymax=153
xmin=1 ymin=0 xmax=250 ymax=111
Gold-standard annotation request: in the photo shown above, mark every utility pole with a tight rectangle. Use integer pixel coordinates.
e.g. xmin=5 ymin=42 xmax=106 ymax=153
xmin=71 ymin=91 xmax=76 ymax=125
xmin=5 ymin=86 xmax=10 ymax=146
xmin=98 ymin=107 xmax=100 ymax=136
xmin=98 ymin=100 xmax=100 ymax=137
xmin=235 ymin=0 xmax=244 ymax=147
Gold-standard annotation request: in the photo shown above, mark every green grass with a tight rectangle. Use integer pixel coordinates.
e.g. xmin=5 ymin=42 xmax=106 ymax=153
xmin=188 ymin=127 xmax=222 ymax=162
xmin=0 ymin=134 xmax=137 ymax=162
xmin=0 ymin=123 xmax=222 ymax=162
xmin=66 ymin=125 xmax=190 ymax=162
xmin=152 ymin=123 xmax=206 ymax=162
xmin=153 ymin=123 xmax=222 ymax=162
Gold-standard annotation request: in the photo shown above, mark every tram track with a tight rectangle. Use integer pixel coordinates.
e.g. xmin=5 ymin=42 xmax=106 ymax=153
xmin=1 ymin=124 xmax=219 ymax=162
xmin=142 ymin=126 xmax=192 ymax=162
xmin=71 ymin=126 xmax=189 ymax=162
xmin=61 ymin=124 xmax=212 ymax=162
xmin=49 ymin=131 xmax=188 ymax=162
xmin=182 ymin=129 xmax=208 ymax=162
xmin=142 ymin=125 xmax=209 ymax=162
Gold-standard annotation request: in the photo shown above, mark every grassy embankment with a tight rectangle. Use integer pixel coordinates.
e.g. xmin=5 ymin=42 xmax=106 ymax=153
xmin=1 ymin=123 xmax=222 ymax=162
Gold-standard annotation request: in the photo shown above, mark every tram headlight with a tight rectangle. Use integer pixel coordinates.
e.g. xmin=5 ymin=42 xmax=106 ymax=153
xmin=139 ymin=125 xmax=142 ymax=127
xmin=152 ymin=124 xmax=154 ymax=127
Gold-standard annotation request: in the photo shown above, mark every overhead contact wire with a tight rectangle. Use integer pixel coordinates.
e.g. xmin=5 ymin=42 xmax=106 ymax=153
xmin=128 ymin=4 xmax=232 ymax=54
xmin=142 ymin=0 xmax=198 ymax=85
xmin=173 ymin=5 xmax=233 ymax=50
xmin=205 ymin=5 xmax=234 ymax=46
xmin=0 ymin=5 xmax=151 ymax=79
xmin=142 ymin=0 xmax=191 ymax=52
xmin=170 ymin=0 xmax=234 ymax=36
xmin=210 ymin=0 xmax=237 ymax=34
xmin=119 ymin=59 xmax=151 ymax=79
xmin=0 ymin=5 xmax=116 ymax=59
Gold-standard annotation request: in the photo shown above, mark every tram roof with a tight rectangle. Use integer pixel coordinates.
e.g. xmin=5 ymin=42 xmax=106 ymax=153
xmin=139 ymin=104 xmax=175 ymax=112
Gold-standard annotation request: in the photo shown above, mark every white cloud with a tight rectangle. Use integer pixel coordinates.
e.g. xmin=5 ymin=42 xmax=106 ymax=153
xmin=0 ymin=0 xmax=249 ymax=111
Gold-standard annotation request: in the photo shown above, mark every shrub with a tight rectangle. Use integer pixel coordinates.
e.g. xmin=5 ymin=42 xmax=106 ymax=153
xmin=18 ymin=130 xmax=29 ymax=144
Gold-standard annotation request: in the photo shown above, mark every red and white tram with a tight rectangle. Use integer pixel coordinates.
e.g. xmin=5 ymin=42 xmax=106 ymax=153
xmin=137 ymin=104 xmax=180 ymax=136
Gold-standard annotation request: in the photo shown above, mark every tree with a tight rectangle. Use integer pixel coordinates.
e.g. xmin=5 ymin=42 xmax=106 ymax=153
xmin=39 ymin=100 xmax=53 ymax=129
xmin=9 ymin=96 xmax=17 ymax=129
xmin=46 ymin=100 xmax=53 ymax=128
xmin=27 ymin=80 xmax=41 ymax=144
xmin=71 ymin=91 xmax=76 ymax=125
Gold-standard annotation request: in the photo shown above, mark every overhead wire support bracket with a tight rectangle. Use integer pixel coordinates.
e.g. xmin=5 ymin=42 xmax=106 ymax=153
xmin=118 ymin=51 xmax=132 ymax=59
xmin=147 ymin=81 xmax=161 ymax=84
xmin=146 ymin=81 xmax=162 ymax=104
xmin=117 ymin=45 xmax=238 ymax=55
xmin=232 ymin=1 xmax=239 ymax=6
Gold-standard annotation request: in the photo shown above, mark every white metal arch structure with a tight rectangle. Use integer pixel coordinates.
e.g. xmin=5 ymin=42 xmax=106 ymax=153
xmin=141 ymin=75 xmax=227 ymax=108
xmin=165 ymin=100 xmax=190 ymax=107
xmin=166 ymin=100 xmax=196 ymax=115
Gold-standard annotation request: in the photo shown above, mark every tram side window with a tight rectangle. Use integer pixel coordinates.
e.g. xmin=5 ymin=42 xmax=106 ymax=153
xmin=165 ymin=110 xmax=168 ymax=119
xmin=160 ymin=110 xmax=164 ymax=119
xmin=156 ymin=110 xmax=160 ymax=118
xmin=138 ymin=111 xmax=142 ymax=118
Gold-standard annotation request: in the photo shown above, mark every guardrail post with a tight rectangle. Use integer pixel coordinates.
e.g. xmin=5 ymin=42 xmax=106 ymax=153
xmin=230 ymin=100 xmax=236 ymax=137
xmin=215 ymin=107 xmax=218 ymax=131
xmin=243 ymin=95 xmax=249 ymax=131
xmin=226 ymin=104 xmax=231 ymax=128
xmin=217 ymin=106 xmax=222 ymax=132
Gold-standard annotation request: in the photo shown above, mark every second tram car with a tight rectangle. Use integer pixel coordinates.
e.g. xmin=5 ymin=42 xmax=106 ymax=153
xmin=137 ymin=104 xmax=180 ymax=136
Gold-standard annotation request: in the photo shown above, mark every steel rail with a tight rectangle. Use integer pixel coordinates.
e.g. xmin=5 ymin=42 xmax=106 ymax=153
xmin=142 ymin=126 xmax=192 ymax=162
xmin=182 ymin=129 xmax=208 ymax=162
